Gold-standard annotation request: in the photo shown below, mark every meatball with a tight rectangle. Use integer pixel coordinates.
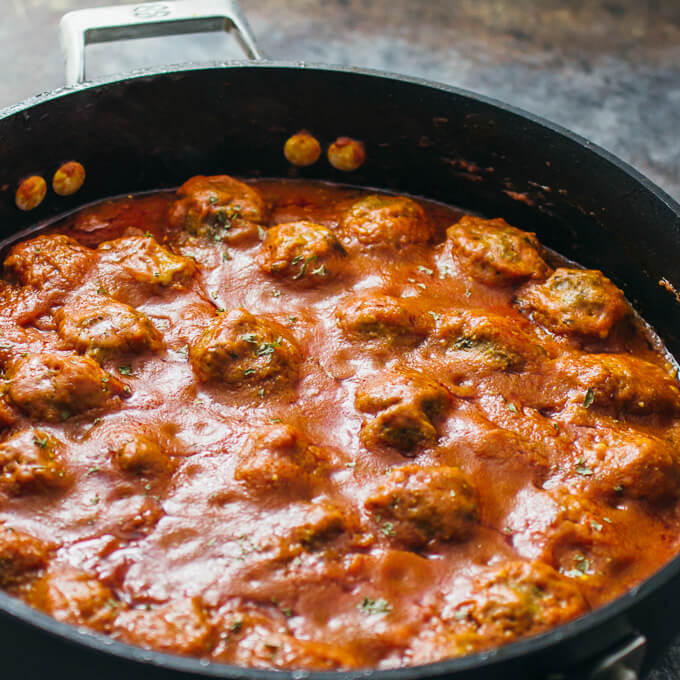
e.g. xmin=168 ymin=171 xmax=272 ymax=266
xmin=257 ymin=221 xmax=346 ymax=284
xmin=6 ymin=353 xmax=128 ymax=421
xmin=234 ymin=423 xmax=331 ymax=496
xmin=169 ymin=174 xmax=267 ymax=244
xmin=114 ymin=597 xmax=211 ymax=655
xmin=446 ymin=216 xmax=549 ymax=286
xmin=113 ymin=432 xmax=176 ymax=476
xmin=213 ymin=606 xmax=359 ymax=670
xmin=455 ymin=561 xmax=587 ymax=643
xmin=355 ymin=368 xmax=450 ymax=453
xmin=290 ymin=501 xmax=349 ymax=550
xmin=574 ymin=427 xmax=680 ymax=505
xmin=555 ymin=353 xmax=680 ymax=417
xmin=339 ymin=195 xmax=433 ymax=249
xmin=0 ymin=525 xmax=48 ymax=586
xmin=539 ymin=492 xmax=636 ymax=592
xmin=189 ymin=309 xmax=301 ymax=390
xmin=4 ymin=234 xmax=96 ymax=294
xmin=27 ymin=566 xmax=119 ymax=631
xmin=433 ymin=310 xmax=546 ymax=373
xmin=335 ymin=293 xmax=433 ymax=347
xmin=0 ymin=429 xmax=69 ymax=494
xmin=516 ymin=268 xmax=628 ymax=339
xmin=55 ymin=297 xmax=163 ymax=361
xmin=97 ymin=235 xmax=195 ymax=287
xmin=365 ymin=465 xmax=478 ymax=548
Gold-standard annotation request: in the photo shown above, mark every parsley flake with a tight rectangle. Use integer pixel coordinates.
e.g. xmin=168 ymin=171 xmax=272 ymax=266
xmin=358 ymin=597 xmax=391 ymax=615
xmin=118 ymin=365 xmax=132 ymax=376
xmin=583 ymin=388 xmax=595 ymax=408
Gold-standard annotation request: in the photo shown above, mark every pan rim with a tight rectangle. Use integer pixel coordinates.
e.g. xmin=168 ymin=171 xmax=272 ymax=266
xmin=0 ymin=59 xmax=679 ymax=678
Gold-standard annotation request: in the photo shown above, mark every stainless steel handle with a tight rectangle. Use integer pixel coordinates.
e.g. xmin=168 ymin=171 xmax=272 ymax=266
xmin=60 ymin=0 xmax=264 ymax=86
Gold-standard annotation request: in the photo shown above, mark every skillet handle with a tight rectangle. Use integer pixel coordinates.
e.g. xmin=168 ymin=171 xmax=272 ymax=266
xmin=59 ymin=0 xmax=264 ymax=86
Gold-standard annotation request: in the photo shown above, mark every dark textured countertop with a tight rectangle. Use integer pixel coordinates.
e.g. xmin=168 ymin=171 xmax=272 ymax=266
xmin=1 ymin=1 xmax=680 ymax=678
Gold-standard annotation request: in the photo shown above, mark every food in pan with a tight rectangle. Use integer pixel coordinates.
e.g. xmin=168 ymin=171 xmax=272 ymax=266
xmin=0 ymin=175 xmax=679 ymax=670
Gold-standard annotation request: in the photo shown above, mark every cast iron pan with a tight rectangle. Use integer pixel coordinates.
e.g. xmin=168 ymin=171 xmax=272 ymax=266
xmin=1 ymin=1 xmax=680 ymax=678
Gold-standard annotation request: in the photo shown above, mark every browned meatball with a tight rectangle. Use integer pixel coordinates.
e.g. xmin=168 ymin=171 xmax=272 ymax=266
xmin=6 ymin=353 xmax=128 ymax=422
xmin=27 ymin=566 xmax=120 ymax=631
xmin=516 ymin=268 xmax=628 ymax=339
xmin=556 ymin=353 xmax=680 ymax=417
xmin=55 ymin=297 xmax=163 ymax=361
xmin=335 ymin=293 xmax=433 ymax=347
xmin=289 ymin=501 xmax=349 ymax=549
xmin=539 ymin=491 xmax=637 ymax=594
xmin=453 ymin=561 xmax=587 ymax=644
xmin=113 ymin=432 xmax=176 ymax=477
xmin=447 ymin=216 xmax=549 ymax=286
xmin=212 ymin=606 xmax=359 ymax=669
xmin=257 ymin=221 xmax=346 ymax=284
xmin=189 ymin=309 xmax=301 ymax=390
xmin=97 ymin=235 xmax=195 ymax=287
xmin=169 ymin=175 xmax=267 ymax=244
xmin=234 ymin=423 xmax=331 ymax=496
xmin=0 ymin=429 xmax=69 ymax=494
xmin=340 ymin=195 xmax=433 ymax=249
xmin=0 ymin=525 xmax=48 ymax=586
xmin=574 ymin=427 xmax=680 ymax=505
xmin=4 ymin=234 xmax=96 ymax=293
xmin=114 ymin=598 xmax=211 ymax=655
xmin=365 ymin=465 xmax=478 ymax=548
xmin=433 ymin=310 xmax=546 ymax=373
xmin=355 ymin=368 xmax=450 ymax=453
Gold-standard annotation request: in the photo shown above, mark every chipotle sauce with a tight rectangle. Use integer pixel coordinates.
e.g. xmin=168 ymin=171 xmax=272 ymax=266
xmin=0 ymin=177 xmax=679 ymax=669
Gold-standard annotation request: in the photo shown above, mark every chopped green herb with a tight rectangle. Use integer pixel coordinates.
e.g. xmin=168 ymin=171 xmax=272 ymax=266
xmin=583 ymin=388 xmax=595 ymax=408
xmin=381 ymin=521 xmax=396 ymax=537
xmin=464 ymin=288 xmax=472 ymax=298
xmin=255 ymin=337 xmax=282 ymax=357
xmin=257 ymin=226 xmax=267 ymax=241
xmin=506 ymin=401 xmax=518 ymax=414
xmin=287 ymin=316 xmax=298 ymax=323
xmin=272 ymin=289 xmax=282 ymax=297
xmin=428 ymin=311 xmax=439 ymax=321
xmin=86 ymin=466 xmax=101 ymax=476
xmin=241 ymin=333 xmax=258 ymax=344
xmin=230 ymin=618 xmax=243 ymax=633
xmin=123 ymin=385 xmax=132 ymax=394
xmin=614 ymin=484 xmax=624 ymax=493
xmin=590 ymin=521 xmax=603 ymax=532
xmin=574 ymin=554 xmax=590 ymax=574
xmin=90 ymin=495 xmax=100 ymax=505
xmin=358 ymin=597 xmax=391 ymax=615
xmin=118 ymin=365 xmax=132 ymax=376
xmin=258 ymin=388 xmax=265 ymax=398
xmin=311 ymin=264 xmax=328 ymax=276
xmin=418 ymin=265 xmax=434 ymax=275
xmin=345 ymin=461 xmax=357 ymax=469
xmin=208 ymin=196 xmax=219 ymax=205
xmin=33 ymin=435 xmax=48 ymax=449
xmin=576 ymin=460 xmax=594 ymax=476
xmin=244 ymin=368 xmax=256 ymax=377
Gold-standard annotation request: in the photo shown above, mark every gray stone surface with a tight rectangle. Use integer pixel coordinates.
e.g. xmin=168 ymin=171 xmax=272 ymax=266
xmin=1 ymin=0 xmax=680 ymax=677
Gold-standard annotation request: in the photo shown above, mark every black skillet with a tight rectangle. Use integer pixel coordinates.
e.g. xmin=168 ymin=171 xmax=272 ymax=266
xmin=1 ymin=1 xmax=679 ymax=678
